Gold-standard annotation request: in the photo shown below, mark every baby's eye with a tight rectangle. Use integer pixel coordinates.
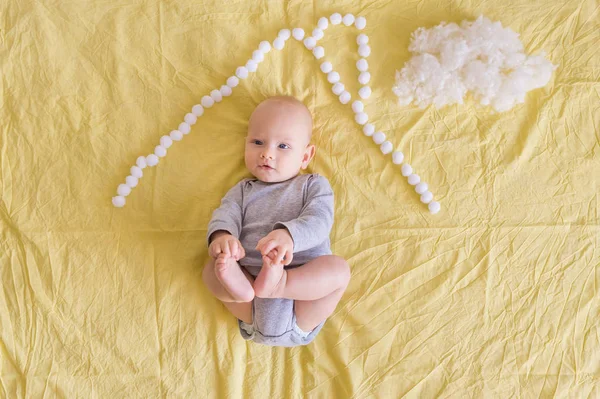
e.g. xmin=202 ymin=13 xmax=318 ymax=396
xmin=278 ymin=144 xmax=290 ymax=149
xmin=253 ymin=140 xmax=263 ymax=145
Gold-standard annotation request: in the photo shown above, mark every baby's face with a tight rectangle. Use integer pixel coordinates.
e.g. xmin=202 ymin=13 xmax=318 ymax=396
xmin=245 ymin=99 xmax=315 ymax=183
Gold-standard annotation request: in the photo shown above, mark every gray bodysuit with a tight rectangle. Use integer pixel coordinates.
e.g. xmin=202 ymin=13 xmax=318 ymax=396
xmin=206 ymin=173 xmax=334 ymax=346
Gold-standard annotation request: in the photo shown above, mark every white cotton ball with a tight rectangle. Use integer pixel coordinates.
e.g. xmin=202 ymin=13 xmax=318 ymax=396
xmin=392 ymin=151 xmax=404 ymax=164
xmin=192 ymin=104 xmax=204 ymax=117
xmin=210 ymin=89 xmax=223 ymax=102
xmin=117 ymin=184 xmax=131 ymax=197
xmin=112 ymin=196 xmax=126 ymax=208
xmin=355 ymin=112 xmax=368 ymax=125
xmin=355 ymin=16 xmax=367 ymax=30
xmin=246 ymin=59 xmax=258 ymax=72
xmin=428 ymin=201 xmax=441 ymax=214
xmin=292 ymin=28 xmax=305 ymax=40
xmin=356 ymin=58 xmax=368 ymax=71
xmin=303 ymin=37 xmax=317 ymax=50
xmin=160 ymin=135 xmax=173 ymax=149
xmin=227 ymin=76 xmax=239 ymax=88
xmin=136 ymin=156 xmax=147 ymax=169
xmin=363 ymin=123 xmax=375 ymax=136
xmin=313 ymin=46 xmax=325 ymax=59
xmin=359 ymin=86 xmax=372 ymax=99
xmin=259 ymin=41 xmax=271 ymax=53
xmin=330 ymin=13 xmax=342 ymax=25
xmin=170 ymin=130 xmax=183 ymax=141
xmin=220 ymin=85 xmax=232 ymax=97
xmin=420 ymin=191 xmax=433 ymax=204
xmin=236 ymin=66 xmax=249 ymax=79
xmin=357 ymin=33 xmax=369 ymax=45
xmin=126 ymin=175 xmax=139 ymax=188
xmin=327 ymin=71 xmax=340 ymax=83
xmin=339 ymin=91 xmax=351 ymax=104
xmin=381 ymin=141 xmax=393 ymax=154
xmin=332 ymin=82 xmax=345 ymax=95
xmin=373 ymin=132 xmax=386 ymax=144
xmin=155 ymin=145 xmax=167 ymax=158
xmin=201 ymin=95 xmax=214 ymax=108
xmin=184 ymin=113 xmax=197 ymax=125
xmin=342 ymin=14 xmax=355 ymax=26
xmin=415 ymin=182 xmax=428 ymax=194
xmin=273 ymin=37 xmax=285 ymax=50
xmin=352 ymin=100 xmax=364 ymax=113
xmin=179 ymin=122 xmax=191 ymax=135
xmin=401 ymin=164 xmax=412 ymax=176
xmin=278 ymin=29 xmax=291 ymax=40
xmin=359 ymin=71 xmax=371 ymax=84
xmin=130 ymin=166 xmax=143 ymax=178
xmin=146 ymin=154 xmax=159 ymax=167
xmin=320 ymin=61 xmax=333 ymax=73
xmin=318 ymin=17 xmax=329 ymax=30
xmin=312 ymin=28 xmax=324 ymax=40
xmin=408 ymin=174 xmax=420 ymax=185
xmin=358 ymin=44 xmax=371 ymax=57
xmin=252 ymin=50 xmax=264 ymax=63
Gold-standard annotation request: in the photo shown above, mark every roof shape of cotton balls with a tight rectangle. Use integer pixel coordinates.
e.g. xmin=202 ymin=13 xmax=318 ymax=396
xmin=392 ymin=15 xmax=557 ymax=111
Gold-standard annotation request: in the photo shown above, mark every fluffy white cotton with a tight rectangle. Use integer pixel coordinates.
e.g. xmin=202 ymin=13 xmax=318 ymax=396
xmin=355 ymin=112 xmax=368 ymax=125
xmin=392 ymin=16 xmax=557 ymax=112
xmin=220 ymin=85 xmax=232 ymax=97
xmin=352 ymin=101 xmax=364 ymax=113
xmin=252 ymin=50 xmax=264 ymax=62
xmin=318 ymin=17 xmax=329 ymax=30
xmin=292 ymin=28 xmax=305 ymax=40
xmin=112 ymin=196 xmax=126 ymax=207
xmin=408 ymin=174 xmax=420 ymax=185
xmin=358 ymin=44 xmax=371 ymax=57
xmin=332 ymin=82 xmax=345 ymax=95
xmin=192 ymin=104 xmax=204 ymax=116
xmin=126 ymin=175 xmax=139 ymax=188
xmin=392 ymin=151 xmax=404 ymax=164
xmin=278 ymin=29 xmax=291 ymax=40
xmin=359 ymin=71 xmax=371 ymax=84
xmin=342 ymin=14 xmax=355 ymax=26
xmin=356 ymin=59 xmax=368 ymax=71
xmin=184 ymin=113 xmax=197 ymax=125
xmin=373 ymin=132 xmax=386 ymax=144
xmin=429 ymin=201 xmax=441 ymax=214
xmin=246 ymin=59 xmax=258 ymax=72
xmin=330 ymin=13 xmax=342 ymax=25
xmin=357 ymin=34 xmax=368 ymax=45
xmin=380 ymin=141 xmax=393 ymax=154
xmin=146 ymin=154 xmax=159 ymax=166
xmin=313 ymin=46 xmax=325 ymax=59
xmin=170 ymin=130 xmax=183 ymax=141
xmin=210 ymin=89 xmax=223 ymax=102
xmin=179 ymin=122 xmax=191 ymax=134
xmin=359 ymin=86 xmax=372 ymax=99
xmin=136 ymin=156 xmax=147 ymax=169
xmin=355 ymin=16 xmax=367 ymax=30
xmin=304 ymin=37 xmax=317 ymax=49
xmin=420 ymin=191 xmax=433 ymax=204
xmin=401 ymin=164 xmax=412 ymax=176
xmin=155 ymin=145 xmax=167 ymax=157
xmin=130 ymin=166 xmax=143 ymax=178
xmin=339 ymin=91 xmax=351 ymax=104
xmin=273 ymin=37 xmax=285 ymax=50
xmin=160 ymin=135 xmax=173 ymax=149
xmin=259 ymin=41 xmax=271 ymax=53
xmin=363 ymin=124 xmax=375 ymax=136
xmin=312 ymin=28 xmax=324 ymax=40
xmin=118 ymin=184 xmax=131 ymax=197
xmin=236 ymin=66 xmax=249 ymax=79
xmin=201 ymin=95 xmax=214 ymax=108
xmin=227 ymin=76 xmax=239 ymax=88
xmin=327 ymin=71 xmax=340 ymax=83
xmin=320 ymin=61 xmax=333 ymax=73
xmin=415 ymin=182 xmax=428 ymax=194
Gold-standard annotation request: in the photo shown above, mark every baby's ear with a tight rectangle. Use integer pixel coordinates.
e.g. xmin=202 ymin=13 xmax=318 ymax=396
xmin=301 ymin=144 xmax=316 ymax=169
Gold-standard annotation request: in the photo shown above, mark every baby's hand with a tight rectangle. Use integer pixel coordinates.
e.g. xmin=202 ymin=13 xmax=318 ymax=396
xmin=209 ymin=232 xmax=245 ymax=260
xmin=256 ymin=229 xmax=294 ymax=266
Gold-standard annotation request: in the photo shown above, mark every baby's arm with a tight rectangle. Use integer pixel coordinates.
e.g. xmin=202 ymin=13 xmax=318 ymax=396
xmin=272 ymin=175 xmax=334 ymax=253
xmin=206 ymin=182 xmax=245 ymax=259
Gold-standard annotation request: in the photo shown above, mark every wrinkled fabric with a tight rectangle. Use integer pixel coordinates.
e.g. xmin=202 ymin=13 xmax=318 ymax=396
xmin=0 ymin=0 xmax=599 ymax=397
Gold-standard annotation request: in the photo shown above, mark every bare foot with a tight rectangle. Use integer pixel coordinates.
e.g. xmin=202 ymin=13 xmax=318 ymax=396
xmin=214 ymin=254 xmax=255 ymax=302
xmin=254 ymin=256 xmax=287 ymax=298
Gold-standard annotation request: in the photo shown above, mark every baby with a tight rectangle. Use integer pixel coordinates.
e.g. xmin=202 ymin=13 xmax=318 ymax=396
xmin=203 ymin=96 xmax=351 ymax=347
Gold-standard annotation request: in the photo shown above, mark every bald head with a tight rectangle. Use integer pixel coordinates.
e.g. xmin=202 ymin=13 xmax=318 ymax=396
xmin=248 ymin=96 xmax=313 ymax=144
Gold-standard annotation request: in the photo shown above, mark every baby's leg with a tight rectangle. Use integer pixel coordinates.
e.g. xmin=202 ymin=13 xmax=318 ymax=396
xmin=254 ymin=255 xmax=350 ymax=331
xmin=202 ymin=257 xmax=254 ymax=324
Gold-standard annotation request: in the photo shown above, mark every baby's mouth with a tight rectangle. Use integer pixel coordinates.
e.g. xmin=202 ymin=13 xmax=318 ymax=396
xmin=259 ymin=164 xmax=274 ymax=170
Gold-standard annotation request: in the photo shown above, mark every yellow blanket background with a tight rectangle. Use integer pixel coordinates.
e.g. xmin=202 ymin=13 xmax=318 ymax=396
xmin=1 ymin=0 xmax=598 ymax=397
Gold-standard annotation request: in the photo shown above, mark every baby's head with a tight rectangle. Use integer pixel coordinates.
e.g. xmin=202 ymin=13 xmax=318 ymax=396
xmin=245 ymin=96 xmax=315 ymax=183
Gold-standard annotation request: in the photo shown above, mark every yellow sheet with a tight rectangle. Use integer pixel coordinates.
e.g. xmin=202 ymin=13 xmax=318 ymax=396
xmin=1 ymin=0 xmax=599 ymax=397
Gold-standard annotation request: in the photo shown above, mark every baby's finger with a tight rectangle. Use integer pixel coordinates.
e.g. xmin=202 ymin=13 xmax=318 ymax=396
xmin=262 ymin=239 xmax=277 ymax=255
xmin=231 ymin=241 xmax=239 ymax=258
xmin=267 ymin=250 xmax=277 ymax=261
xmin=262 ymin=254 xmax=272 ymax=266
xmin=275 ymin=246 xmax=285 ymax=264
xmin=283 ymin=250 xmax=293 ymax=265
xmin=224 ymin=241 xmax=232 ymax=257
xmin=255 ymin=237 xmax=265 ymax=251
xmin=239 ymin=245 xmax=246 ymax=259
